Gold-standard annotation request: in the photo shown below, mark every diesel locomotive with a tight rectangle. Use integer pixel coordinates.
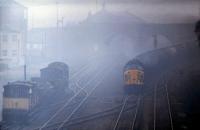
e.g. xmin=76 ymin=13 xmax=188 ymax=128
xmin=124 ymin=59 xmax=144 ymax=94
xmin=2 ymin=81 xmax=38 ymax=123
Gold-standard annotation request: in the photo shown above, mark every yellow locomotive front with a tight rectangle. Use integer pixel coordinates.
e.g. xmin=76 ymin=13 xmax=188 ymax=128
xmin=2 ymin=81 xmax=38 ymax=123
xmin=124 ymin=59 xmax=144 ymax=95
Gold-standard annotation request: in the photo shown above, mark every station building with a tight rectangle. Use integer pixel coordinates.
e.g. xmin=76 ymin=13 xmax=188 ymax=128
xmin=0 ymin=0 xmax=27 ymax=68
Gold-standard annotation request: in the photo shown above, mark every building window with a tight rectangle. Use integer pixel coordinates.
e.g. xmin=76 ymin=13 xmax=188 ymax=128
xmin=12 ymin=50 xmax=17 ymax=56
xmin=2 ymin=50 xmax=7 ymax=56
xmin=12 ymin=35 xmax=17 ymax=42
xmin=2 ymin=35 xmax=8 ymax=42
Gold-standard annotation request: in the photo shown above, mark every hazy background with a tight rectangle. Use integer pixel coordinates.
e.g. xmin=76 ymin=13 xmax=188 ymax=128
xmin=16 ymin=0 xmax=200 ymax=28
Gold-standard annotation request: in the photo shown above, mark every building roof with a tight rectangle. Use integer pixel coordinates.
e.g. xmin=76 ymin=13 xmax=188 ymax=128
xmin=0 ymin=0 xmax=26 ymax=9
xmin=84 ymin=9 xmax=145 ymax=24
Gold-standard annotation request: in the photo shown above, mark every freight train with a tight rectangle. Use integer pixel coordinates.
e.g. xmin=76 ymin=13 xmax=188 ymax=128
xmin=2 ymin=62 xmax=69 ymax=124
xmin=123 ymin=59 xmax=144 ymax=95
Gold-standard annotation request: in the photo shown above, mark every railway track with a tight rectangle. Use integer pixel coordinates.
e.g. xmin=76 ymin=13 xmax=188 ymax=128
xmin=56 ymin=74 xmax=108 ymax=130
xmin=26 ymin=56 xmax=103 ymax=125
xmin=31 ymin=57 xmax=131 ymax=130
xmin=1 ymin=55 xmax=107 ymax=130
xmin=35 ymin=102 xmax=138 ymax=129
xmin=34 ymin=58 xmax=113 ymax=130
xmin=153 ymin=76 xmax=174 ymax=130
xmin=69 ymin=57 xmax=98 ymax=93
xmin=2 ymin=124 xmax=24 ymax=130
xmin=113 ymin=95 xmax=141 ymax=130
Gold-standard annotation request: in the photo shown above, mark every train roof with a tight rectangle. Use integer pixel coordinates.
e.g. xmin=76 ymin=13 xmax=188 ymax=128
xmin=48 ymin=62 xmax=68 ymax=69
xmin=124 ymin=59 xmax=144 ymax=70
xmin=41 ymin=62 xmax=68 ymax=72
xmin=4 ymin=81 xmax=36 ymax=88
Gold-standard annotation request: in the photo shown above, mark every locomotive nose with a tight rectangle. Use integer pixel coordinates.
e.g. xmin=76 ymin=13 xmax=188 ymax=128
xmin=124 ymin=59 xmax=144 ymax=95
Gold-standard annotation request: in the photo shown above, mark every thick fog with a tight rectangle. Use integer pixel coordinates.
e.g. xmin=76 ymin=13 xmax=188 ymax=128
xmin=0 ymin=0 xmax=197 ymax=80
xmin=16 ymin=0 xmax=200 ymax=28
xmin=16 ymin=0 xmax=197 ymax=76
xmin=0 ymin=0 xmax=199 ymax=128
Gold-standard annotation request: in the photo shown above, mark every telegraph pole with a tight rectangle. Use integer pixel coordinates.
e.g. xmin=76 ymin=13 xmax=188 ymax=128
xmin=56 ymin=1 xmax=59 ymax=29
xmin=43 ymin=31 xmax=46 ymax=50
xmin=24 ymin=64 xmax=26 ymax=80
xmin=96 ymin=0 xmax=97 ymax=11
xmin=31 ymin=0 xmax=34 ymax=29
xmin=102 ymin=0 xmax=106 ymax=10
xmin=153 ymin=35 xmax=158 ymax=49
xmin=56 ymin=1 xmax=59 ymax=43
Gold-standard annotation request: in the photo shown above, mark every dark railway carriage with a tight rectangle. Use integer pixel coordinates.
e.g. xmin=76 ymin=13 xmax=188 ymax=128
xmin=124 ymin=59 xmax=144 ymax=95
xmin=2 ymin=81 xmax=38 ymax=123
xmin=40 ymin=62 xmax=69 ymax=90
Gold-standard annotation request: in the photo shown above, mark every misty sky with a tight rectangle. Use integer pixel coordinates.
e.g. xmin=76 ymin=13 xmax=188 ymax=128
xmin=16 ymin=0 xmax=200 ymax=28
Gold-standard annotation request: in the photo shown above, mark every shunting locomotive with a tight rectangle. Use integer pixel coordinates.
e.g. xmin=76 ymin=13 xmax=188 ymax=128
xmin=123 ymin=59 xmax=144 ymax=95
xmin=2 ymin=81 xmax=38 ymax=123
